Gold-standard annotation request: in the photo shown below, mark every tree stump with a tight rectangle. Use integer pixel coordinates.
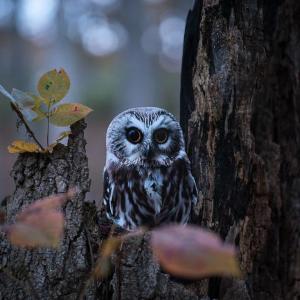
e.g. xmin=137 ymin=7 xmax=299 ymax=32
xmin=0 ymin=121 xmax=102 ymax=299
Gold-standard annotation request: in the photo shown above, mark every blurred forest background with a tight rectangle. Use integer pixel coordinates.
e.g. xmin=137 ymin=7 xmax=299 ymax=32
xmin=0 ymin=0 xmax=192 ymax=201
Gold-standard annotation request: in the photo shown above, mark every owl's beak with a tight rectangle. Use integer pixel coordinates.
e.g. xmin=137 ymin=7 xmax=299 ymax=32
xmin=143 ymin=144 xmax=154 ymax=159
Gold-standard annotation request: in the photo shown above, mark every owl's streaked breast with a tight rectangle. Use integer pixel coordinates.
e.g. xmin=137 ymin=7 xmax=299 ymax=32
xmin=143 ymin=169 xmax=164 ymax=214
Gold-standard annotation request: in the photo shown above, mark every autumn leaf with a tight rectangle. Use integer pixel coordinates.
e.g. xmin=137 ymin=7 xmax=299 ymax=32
xmin=18 ymin=189 xmax=75 ymax=213
xmin=29 ymin=94 xmax=48 ymax=121
xmin=94 ymin=236 xmax=122 ymax=279
xmin=49 ymin=103 xmax=93 ymax=127
xmin=151 ymin=225 xmax=242 ymax=279
xmin=2 ymin=68 xmax=93 ymax=154
xmin=8 ymin=140 xmax=41 ymax=153
xmin=5 ymin=191 xmax=75 ymax=248
xmin=44 ymin=131 xmax=71 ymax=153
xmin=8 ymin=131 xmax=71 ymax=154
xmin=37 ymin=68 xmax=70 ymax=104
xmin=8 ymin=211 xmax=64 ymax=248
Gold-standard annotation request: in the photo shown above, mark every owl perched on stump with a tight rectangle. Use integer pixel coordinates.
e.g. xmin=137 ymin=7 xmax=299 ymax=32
xmin=102 ymin=107 xmax=198 ymax=230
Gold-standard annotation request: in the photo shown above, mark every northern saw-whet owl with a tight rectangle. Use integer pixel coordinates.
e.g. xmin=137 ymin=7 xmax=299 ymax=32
xmin=103 ymin=107 xmax=198 ymax=230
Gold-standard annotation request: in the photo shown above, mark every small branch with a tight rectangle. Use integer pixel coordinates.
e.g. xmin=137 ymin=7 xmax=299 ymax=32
xmin=10 ymin=103 xmax=45 ymax=151
xmin=84 ymin=225 xmax=95 ymax=269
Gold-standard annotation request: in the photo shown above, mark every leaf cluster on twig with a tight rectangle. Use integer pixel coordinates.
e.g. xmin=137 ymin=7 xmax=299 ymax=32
xmin=0 ymin=68 xmax=93 ymax=153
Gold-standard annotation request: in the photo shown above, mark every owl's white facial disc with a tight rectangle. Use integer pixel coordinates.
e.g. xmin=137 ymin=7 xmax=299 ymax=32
xmin=106 ymin=107 xmax=185 ymax=167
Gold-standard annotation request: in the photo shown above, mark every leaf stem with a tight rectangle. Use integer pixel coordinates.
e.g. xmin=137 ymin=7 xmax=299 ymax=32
xmin=47 ymin=106 xmax=50 ymax=147
xmin=10 ymin=104 xmax=45 ymax=151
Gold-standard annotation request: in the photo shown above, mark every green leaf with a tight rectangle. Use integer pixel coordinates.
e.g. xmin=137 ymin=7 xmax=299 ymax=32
xmin=49 ymin=103 xmax=93 ymax=127
xmin=37 ymin=68 xmax=70 ymax=104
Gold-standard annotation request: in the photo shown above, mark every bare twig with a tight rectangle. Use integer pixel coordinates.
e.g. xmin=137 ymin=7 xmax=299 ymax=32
xmin=84 ymin=225 xmax=95 ymax=269
xmin=10 ymin=103 xmax=45 ymax=150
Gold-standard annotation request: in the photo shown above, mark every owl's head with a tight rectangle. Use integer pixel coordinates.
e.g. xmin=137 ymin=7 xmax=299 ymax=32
xmin=106 ymin=107 xmax=185 ymax=167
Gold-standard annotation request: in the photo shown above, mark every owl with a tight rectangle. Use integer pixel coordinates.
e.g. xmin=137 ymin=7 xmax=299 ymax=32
xmin=102 ymin=107 xmax=198 ymax=230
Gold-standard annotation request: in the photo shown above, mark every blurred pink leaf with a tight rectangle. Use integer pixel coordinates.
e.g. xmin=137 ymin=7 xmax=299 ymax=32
xmin=17 ymin=189 xmax=75 ymax=218
xmin=7 ymin=210 xmax=64 ymax=248
xmin=151 ymin=225 xmax=242 ymax=279
xmin=6 ymin=190 xmax=75 ymax=248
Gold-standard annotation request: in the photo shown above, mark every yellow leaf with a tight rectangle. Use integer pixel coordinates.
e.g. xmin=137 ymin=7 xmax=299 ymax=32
xmin=54 ymin=130 xmax=71 ymax=142
xmin=8 ymin=132 xmax=71 ymax=154
xmin=37 ymin=68 xmax=70 ymax=104
xmin=44 ymin=131 xmax=71 ymax=153
xmin=32 ymin=109 xmax=47 ymax=122
xmin=29 ymin=94 xmax=48 ymax=121
xmin=30 ymin=93 xmax=50 ymax=106
xmin=49 ymin=103 xmax=93 ymax=127
xmin=8 ymin=140 xmax=41 ymax=153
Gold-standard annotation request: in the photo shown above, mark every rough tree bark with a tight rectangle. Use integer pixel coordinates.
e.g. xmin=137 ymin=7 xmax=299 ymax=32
xmin=181 ymin=0 xmax=300 ymax=299
xmin=0 ymin=121 xmax=103 ymax=299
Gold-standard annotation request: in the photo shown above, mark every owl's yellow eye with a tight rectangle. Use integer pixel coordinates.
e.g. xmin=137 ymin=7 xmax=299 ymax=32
xmin=153 ymin=128 xmax=169 ymax=144
xmin=126 ymin=127 xmax=143 ymax=144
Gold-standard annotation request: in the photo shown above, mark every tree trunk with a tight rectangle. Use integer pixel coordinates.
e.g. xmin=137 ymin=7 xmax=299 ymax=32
xmin=0 ymin=121 xmax=103 ymax=299
xmin=180 ymin=0 xmax=300 ymax=299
